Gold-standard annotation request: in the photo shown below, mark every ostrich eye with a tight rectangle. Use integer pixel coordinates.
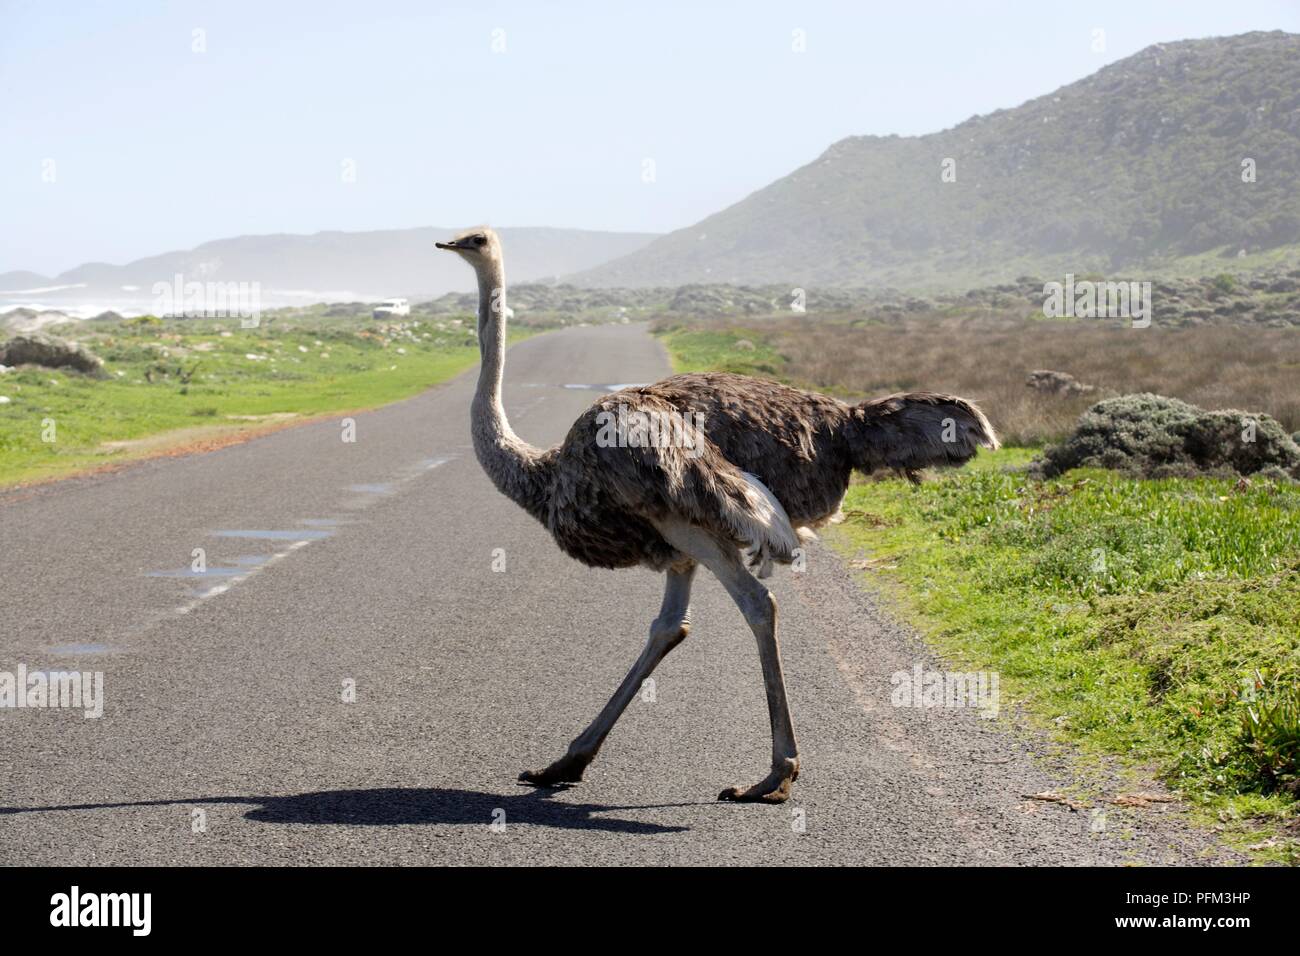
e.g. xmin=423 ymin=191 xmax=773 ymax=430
xmin=473 ymin=235 xmax=487 ymax=246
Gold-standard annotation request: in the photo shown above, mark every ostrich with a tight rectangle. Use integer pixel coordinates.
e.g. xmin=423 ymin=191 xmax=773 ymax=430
xmin=436 ymin=227 xmax=998 ymax=803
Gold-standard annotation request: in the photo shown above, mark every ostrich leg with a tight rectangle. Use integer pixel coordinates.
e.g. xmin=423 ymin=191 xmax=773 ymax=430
xmin=519 ymin=565 xmax=696 ymax=787
xmin=654 ymin=519 xmax=799 ymax=803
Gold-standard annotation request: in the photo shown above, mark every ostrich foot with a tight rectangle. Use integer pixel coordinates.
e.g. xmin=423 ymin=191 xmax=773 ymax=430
xmin=718 ymin=757 xmax=800 ymax=804
xmin=519 ymin=752 xmax=591 ymax=788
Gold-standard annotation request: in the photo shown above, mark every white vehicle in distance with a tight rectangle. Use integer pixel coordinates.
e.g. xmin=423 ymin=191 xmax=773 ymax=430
xmin=372 ymin=297 xmax=410 ymax=319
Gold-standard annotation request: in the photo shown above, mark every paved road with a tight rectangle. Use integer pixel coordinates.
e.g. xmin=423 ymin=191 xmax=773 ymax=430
xmin=0 ymin=323 xmax=1233 ymax=865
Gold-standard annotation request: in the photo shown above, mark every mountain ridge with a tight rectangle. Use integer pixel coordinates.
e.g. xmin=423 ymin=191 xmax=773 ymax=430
xmin=572 ymin=31 xmax=1300 ymax=290
xmin=0 ymin=226 xmax=660 ymax=307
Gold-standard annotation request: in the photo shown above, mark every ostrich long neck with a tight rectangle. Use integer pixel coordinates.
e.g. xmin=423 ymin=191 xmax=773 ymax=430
xmin=470 ymin=259 xmax=551 ymax=521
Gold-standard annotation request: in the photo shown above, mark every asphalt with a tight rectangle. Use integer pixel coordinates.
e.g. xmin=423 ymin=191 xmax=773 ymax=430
xmin=0 ymin=322 xmax=1238 ymax=865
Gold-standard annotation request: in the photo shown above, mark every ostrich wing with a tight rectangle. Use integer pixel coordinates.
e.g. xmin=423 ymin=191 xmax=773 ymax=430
xmin=558 ymin=390 xmax=800 ymax=570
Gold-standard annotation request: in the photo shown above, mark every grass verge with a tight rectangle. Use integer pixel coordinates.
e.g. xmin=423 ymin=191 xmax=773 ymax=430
xmin=657 ymin=326 xmax=786 ymax=378
xmin=830 ymin=457 xmax=1300 ymax=860
xmin=0 ymin=318 xmax=505 ymax=488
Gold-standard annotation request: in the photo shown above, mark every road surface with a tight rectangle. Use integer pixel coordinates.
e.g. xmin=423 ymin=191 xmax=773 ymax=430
xmin=0 ymin=323 xmax=1233 ymax=865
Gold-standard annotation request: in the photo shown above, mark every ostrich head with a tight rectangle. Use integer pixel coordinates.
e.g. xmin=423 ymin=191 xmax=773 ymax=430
xmin=436 ymin=226 xmax=502 ymax=276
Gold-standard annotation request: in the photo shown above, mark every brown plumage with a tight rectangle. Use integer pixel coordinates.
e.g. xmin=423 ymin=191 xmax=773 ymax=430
xmin=545 ymin=373 xmax=997 ymax=572
xmin=437 ymin=226 xmax=998 ymax=804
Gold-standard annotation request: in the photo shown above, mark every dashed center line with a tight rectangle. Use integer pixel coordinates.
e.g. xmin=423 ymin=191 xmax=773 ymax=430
xmin=143 ymin=453 xmax=460 ymax=619
xmin=173 ymin=539 xmax=314 ymax=615
xmin=212 ymin=529 xmax=333 ymax=541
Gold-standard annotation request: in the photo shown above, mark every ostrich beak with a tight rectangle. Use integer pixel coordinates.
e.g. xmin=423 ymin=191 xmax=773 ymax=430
xmin=435 ymin=239 xmax=462 ymax=251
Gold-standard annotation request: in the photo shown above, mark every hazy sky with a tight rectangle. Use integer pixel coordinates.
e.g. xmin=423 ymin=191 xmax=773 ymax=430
xmin=3 ymin=0 xmax=1298 ymax=275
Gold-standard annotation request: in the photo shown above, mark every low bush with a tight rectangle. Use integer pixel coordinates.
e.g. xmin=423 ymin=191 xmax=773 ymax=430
xmin=1034 ymin=393 xmax=1300 ymax=479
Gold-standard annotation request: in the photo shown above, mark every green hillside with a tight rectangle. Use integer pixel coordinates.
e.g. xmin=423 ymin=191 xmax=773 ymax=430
xmin=577 ymin=31 xmax=1300 ymax=291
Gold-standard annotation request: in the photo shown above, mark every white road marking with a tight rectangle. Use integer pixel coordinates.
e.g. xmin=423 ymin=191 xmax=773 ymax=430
xmin=174 ymin=539 xmax=313 ymax=615
xmin=158 ymin=454 xmax=458 ymax=617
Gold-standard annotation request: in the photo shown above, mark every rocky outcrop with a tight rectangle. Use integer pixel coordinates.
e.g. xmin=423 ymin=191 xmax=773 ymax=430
xmin=1027 ymin=369 xmax=1093 ymax=396
xmin=0 ymin=333 xmax=107 ymax=377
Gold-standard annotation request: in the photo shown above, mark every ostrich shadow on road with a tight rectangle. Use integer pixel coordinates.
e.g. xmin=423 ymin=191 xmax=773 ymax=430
xmin=0 ymin=786 xmax=696 ymax=835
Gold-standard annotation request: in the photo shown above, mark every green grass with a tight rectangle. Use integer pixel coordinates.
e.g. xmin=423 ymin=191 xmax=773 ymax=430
xmin=0 ymin=318 xmax=497 ymax=487
xmin=830 ymin=455 xmax=1300 ymax=855
xmin=657 ymin=326 xmax=786 ymax=378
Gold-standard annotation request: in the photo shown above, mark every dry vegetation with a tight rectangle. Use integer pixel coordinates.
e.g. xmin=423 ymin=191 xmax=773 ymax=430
xmin=657 ymin=312 xmax=1300 ymax=446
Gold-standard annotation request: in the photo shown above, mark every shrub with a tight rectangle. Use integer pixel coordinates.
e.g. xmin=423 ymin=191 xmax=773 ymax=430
xmin=1034 ymin=393 xmax=1300 ymax=479
xmin=1240 ymin=686 xmax=1300 ymax=795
